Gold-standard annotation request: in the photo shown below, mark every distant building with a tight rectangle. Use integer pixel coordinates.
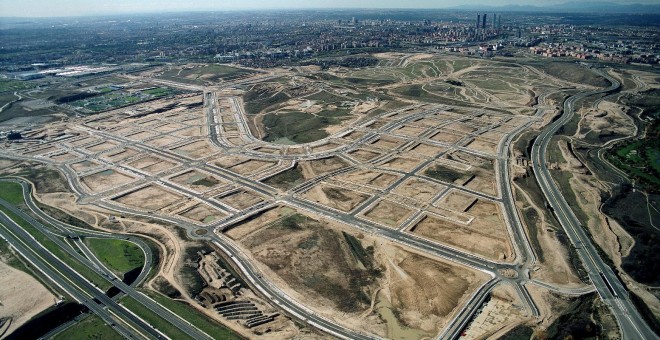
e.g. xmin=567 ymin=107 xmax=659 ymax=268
xmin=482 ymin=14 xmax=487 ymax=30
xmin=477 ymin=14 xmax=481 ymax=29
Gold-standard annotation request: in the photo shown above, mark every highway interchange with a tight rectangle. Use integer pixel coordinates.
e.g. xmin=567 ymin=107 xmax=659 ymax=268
xmin=0 ymin=64 xmax=656 ymax=339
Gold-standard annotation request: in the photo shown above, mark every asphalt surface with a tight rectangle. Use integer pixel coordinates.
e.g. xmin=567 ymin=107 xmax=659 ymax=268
xmin=531 ymin=69 xmax=657 ymax=339
xmin=0 ymin=179 xmax=213 ymax=340
xmin=0 ymin=212 xmax=161 ymax=339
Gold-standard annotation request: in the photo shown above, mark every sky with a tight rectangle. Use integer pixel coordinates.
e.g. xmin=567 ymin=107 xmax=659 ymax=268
xmin=0 ymin=0 xmax=657 ymax=17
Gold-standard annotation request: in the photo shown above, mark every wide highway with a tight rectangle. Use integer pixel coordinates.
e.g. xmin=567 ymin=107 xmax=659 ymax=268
xmin=531 ymin=69 xmax=657 ymax=339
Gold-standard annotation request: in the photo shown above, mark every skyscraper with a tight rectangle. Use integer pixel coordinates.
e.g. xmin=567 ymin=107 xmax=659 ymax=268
xmin=482 ymin=13 xmax=487 ymax=29
xmin=493 ymin=14 xmax=497 ymax=29
xmin=477 ymin=14 xmax=481 ymax=29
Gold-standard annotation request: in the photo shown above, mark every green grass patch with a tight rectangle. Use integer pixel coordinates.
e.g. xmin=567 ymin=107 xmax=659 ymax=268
xmin=263 ymin=166 xmax=305 ymax=190
xmin=243 ymin=90 xmax=290 ymax=115
xmin=608 ymin=138 xmax=660 ymax=190
xmin=85 ymin=238 xmax=145 ymax=274
xmin=191 ymin=177 xmax=219 ymax=187
xmin=0 ymin=78 xmax=36 ymax=93
xmin=142 ymin=290 xmax=243 ymax=340
xmin=53 ymin=314 xmax=122 ymax=340
xmin=424 ymin=164 xmax=470 ymax=183
xmin=0 ymin=181 xmax=24 ymax=205
xmin=120 ymin=296 xmax=192 ymax=339
xmin=535 ymin=62 xmax=610 ymax=87
xmin=0 ymin=205 xmax=113 ymax=291
xmin=262 ymin=111 xmax=337 ymax=144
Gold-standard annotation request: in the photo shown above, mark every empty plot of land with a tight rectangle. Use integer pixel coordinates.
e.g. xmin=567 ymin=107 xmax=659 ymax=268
xmin=342 ymin=130 xmax=367 ymax=141
xmin=102 ymin=148 xmax=139 ymax=162
xmin=224 ymin=206 xmax=289 ymax=240
xmin=430 ymin=131 xmax=464 ymax=144
xmin=70 ymin=160 xmax=101 ymax=172
xmin=128 ymin=156 xmax=177 ymax=174
xmin=85 ymin=141 xmax=118 ymax=153
xmin=172 ymin=141 xmax=219 ymax=159
xmin=393 ymin=125 xmax=427 ymax=137
xmin=302 ymin=157 xmax=349 ymax=178
xmin=311 ymin=142 xmax=342 ymax=153
xmin=410 ymin=143 xmax=446 ymax=157
xmin=302 ymin=184 xmax=370 ymax=213
xmin=68 ymin=136 xmax=100 ymax=147
xmin=125 ymin=130 xmax=159 ymax=141
xmin=81 ymin=169 xmax=135 ymax=193
xmin=411 ymin=199 xmax=513 ymax=261
xmin=380 ymin=157 xmax=424 ymax=172
xmin=392 ymin=178 xmax=445 ymax=203
xmin=170 ymin=170 xmax=224 ymax=191
xmin=337 ymin=170 xmax=401 ymax=189
xmin=50 ymin=152 xmax=79 ymax=162
xmin=215 ymin=155 xmax=275 ymax=175
xmin=362 ymin=200 xmax=414 ymax=228
xmin=413 ymin=117 xmax=443 ymax=127
xmin=23 ymin=145 xmax=59 ymax=156
xmin=348 ymin=149 xmax=381 ymax=162
xmin=113 ymin=185 xmax=183 ymax=211
xmin=179 ymin=203 xmax=226 ymax=223
xmin=176 ymin=126 xmax=206 ymax=137
xmin=154 ymin=123 xmax=186 ymax=133
xmin=465 ymin=138 xmax=498 ymax=155
xmin=445 ymin=122 xmax=478 ymax=134
xmin=370 ymin=137 xmax=406 ymax=150
xmin=145 ymin=136 xmax=181 ymax=148
xmin=217 ymin=190 xmax=265 ymax=210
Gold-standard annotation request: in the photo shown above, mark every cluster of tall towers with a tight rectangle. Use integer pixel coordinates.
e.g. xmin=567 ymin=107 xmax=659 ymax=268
xmin=476 ymin=13 xmax=501 ymax=30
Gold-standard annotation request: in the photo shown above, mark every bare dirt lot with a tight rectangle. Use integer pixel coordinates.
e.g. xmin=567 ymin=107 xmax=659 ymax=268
xmin=85 ymin=141 xmax=119 ymax=153
xmin=217 ymin=190 xmax=265 ymax=210
xmin=69 ymin=160 xmax=100 ymax=172
xmin=102 ymin=148 xmax=139 ymax=162
xmin=362 ymin=199 xmax=415 ymax=228
xmin=113 ymin=184 xmax=184 ymax=211
xmin=348 ymin=149 xmax=382 ymax=162
xmin=170 ymin=170 xmax=224 ymax=192
xmin=392 ymin=177 xmax=445 ymax=203
xmin=224 ymin=206 xmax=488 ymax=338
xmin=381 ymin=157 xmax=425 ymax=172
xmin=215 ymin=155 xmax=275 ymax=175
xmin=172 ymin=140 xmax=220 ymax=159
xmin=410 ymin=143 xmax=446 ymax=157
xmin=179 ymin=203 xmax=226 ymax=223
xmin=80 ymin=169 xmax=135 ymax=192
xmin=336 ymin=170 xmax=401 ymax=189
xmin=411 ymin=194 xmax=513 ymax=261
xmin=0 ymin=261 xmax=55 ymax=338
xmin=128 ymin=156 xmax=177 ymax=174
xmin=301 ymin=184 xmax=370 ymax=212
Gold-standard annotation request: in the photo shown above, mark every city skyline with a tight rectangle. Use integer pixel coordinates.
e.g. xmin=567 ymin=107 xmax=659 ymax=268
xmin=1 ymin=0 xmax=659 ymax=17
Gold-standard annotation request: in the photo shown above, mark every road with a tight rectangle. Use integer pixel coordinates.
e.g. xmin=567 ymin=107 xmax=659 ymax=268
xmin=0 ymin=179 xmax=214 ymax=340
xmin=0 ymin=212 xmax=162 ymax=339
xmin=531 ymin=69 xmax=657 ymax=339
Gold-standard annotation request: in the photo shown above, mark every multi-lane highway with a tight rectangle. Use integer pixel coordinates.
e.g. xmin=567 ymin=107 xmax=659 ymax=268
xmin=531 ymin=69 xmax=656 ymax=339
xmin=0 ymin=179 xmax=214 ymax=340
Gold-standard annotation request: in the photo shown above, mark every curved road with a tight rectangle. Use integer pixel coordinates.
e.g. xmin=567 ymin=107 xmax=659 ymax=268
xmin=531 ymin=69 xmax=656 ymax=339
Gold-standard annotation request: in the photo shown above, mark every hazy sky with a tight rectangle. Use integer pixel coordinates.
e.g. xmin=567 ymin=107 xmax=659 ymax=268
xmin=0 ymin=0 xmax=656 ymax=17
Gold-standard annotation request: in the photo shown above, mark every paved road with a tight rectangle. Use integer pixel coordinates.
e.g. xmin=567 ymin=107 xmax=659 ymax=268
xmin=0 ymin=179 xmax=213 ymax=340
xmin=0 ymin=212 xmax=160 ymax=339
xmin=531 ymin=69 xmax=657 ymax=339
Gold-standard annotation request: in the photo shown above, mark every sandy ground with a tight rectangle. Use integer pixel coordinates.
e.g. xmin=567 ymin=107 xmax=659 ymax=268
xmin=392 ymin=178 xmax=445 ymax=203
xmin=458 ymin=284 xmax=528 ymax=340
xmin=81 ymin=169 xmax=135 ymax=193
xmin=225 ymin=206 xmax=489 ymax=338
xmin=362 ymin=200 xmax=415 ymax=228
xmin=114 ymin=185 xmax=183 ymax=211
xmin=0 ymin=260 xmax=56 ymax=337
